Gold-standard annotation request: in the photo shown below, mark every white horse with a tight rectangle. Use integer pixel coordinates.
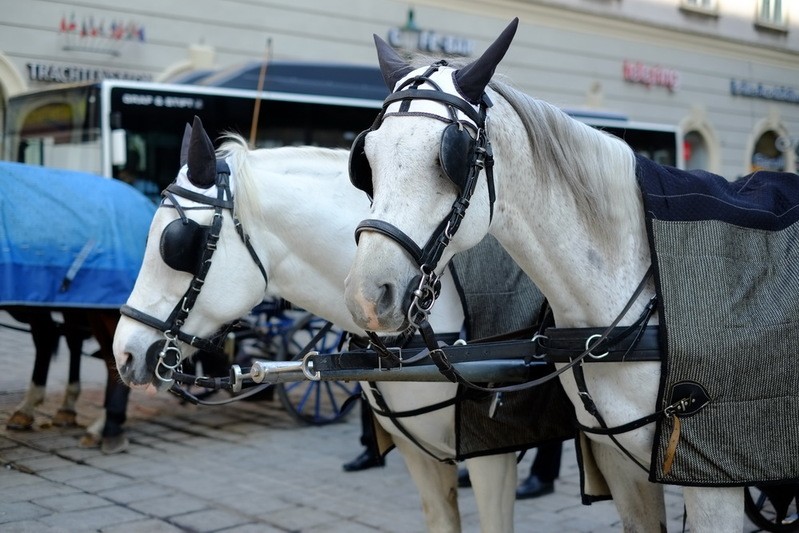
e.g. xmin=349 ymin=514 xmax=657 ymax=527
xmin=111 ymin=118 xmax=520 ymax=533
xmin=344 ymin=19 xmax=745 ymax=532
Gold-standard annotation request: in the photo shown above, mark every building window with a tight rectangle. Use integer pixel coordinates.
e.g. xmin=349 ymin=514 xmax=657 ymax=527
xmin=751 ymin=130 xmax=786 ymax=171
xmin=684 ymin=131 xmax=710 ymax=171
xmin=682 ymin=0 xmax=717 ymax=10
xmin=756 ymin=0 xmax=787 ymax=29
xmin=680 ymin=0 xmax=718 ymax=16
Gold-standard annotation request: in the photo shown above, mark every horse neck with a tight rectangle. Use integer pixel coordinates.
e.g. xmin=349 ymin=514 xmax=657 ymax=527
xmin=242 ymin=149 xmax=464 ymax=335
xmin=486 ymin=91 xmax=653 ymax=328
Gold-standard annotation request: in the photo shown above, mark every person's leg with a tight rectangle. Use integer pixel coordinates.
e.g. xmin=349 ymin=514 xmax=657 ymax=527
xmin=342 ymin=396 xmax=384 ymax=471
xmin=531 ymin=440 xmax=562 ymax=482
xmin=90 ymin=311 xmax=130 ymax=454
xmin=517 ymin=440 xmax=563 ymax=499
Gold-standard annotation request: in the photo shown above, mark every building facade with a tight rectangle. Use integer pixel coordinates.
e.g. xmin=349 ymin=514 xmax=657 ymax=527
xmin=1 ymin=0 xmax=797 ymax=177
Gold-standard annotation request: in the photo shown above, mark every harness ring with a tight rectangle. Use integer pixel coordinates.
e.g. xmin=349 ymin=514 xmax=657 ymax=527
xmin=585 ymin=333 xmax=609 ymax=359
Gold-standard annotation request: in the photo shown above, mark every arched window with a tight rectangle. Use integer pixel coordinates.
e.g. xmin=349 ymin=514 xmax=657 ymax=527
xmin=751 ymin=130 xmax=785 ymax=172
xmin=680 ymin=110 xmax=720 ymax=172
xmin=683 ymin=130 xmax=710 ymax=171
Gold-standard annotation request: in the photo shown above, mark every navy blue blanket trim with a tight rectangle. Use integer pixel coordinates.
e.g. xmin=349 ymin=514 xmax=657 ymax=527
xmin=635 ymin=155 xmax=799 ymax=231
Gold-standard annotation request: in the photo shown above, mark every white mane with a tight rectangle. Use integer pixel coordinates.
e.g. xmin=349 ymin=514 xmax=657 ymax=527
xmin=488 ymin=80 xmax=639 ymax=248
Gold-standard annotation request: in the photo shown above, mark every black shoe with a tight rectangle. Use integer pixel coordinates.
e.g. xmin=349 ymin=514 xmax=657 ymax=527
xmin=516 ymin=475 xmax=554 ymax=500
xmin=342 ymin=450 xmax=384 ymax=472
xmin=457 ymin=468 xmax=471 ymax=488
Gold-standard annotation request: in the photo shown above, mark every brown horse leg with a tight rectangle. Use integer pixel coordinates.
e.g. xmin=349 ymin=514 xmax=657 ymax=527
xmin=6 ymin=307 xmax=58 ymax=430
xmin=87 ymin=310 xmax=129 ymax=454
xmin=52 ymin=310 xmax=89 ymax=427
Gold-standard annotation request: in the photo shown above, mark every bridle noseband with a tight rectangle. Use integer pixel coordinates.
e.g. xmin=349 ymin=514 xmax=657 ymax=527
xmin=350 ymin=61 xmax=496 ymax=328
xmin=121 ymin=160 xmax=268 ymax=383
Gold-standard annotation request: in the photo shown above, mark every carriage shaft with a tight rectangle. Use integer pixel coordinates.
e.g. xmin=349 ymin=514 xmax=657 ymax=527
xmin=248 ymin=359 xmax=536 ymax=383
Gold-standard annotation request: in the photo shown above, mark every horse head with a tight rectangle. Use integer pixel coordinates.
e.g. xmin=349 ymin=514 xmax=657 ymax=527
xmin=113 ymin=116 xmax=268 ymax=390
xmin=344 ymin=19 xmax=518 ymax=332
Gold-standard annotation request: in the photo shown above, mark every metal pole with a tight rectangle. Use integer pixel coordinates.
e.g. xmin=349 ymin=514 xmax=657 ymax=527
xmin=249 ymin=38 xmax=272 ymax=148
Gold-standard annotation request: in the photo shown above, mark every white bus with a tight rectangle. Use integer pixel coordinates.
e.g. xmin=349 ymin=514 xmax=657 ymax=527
xmin=3 ymin=61 xmax=682 ymax=199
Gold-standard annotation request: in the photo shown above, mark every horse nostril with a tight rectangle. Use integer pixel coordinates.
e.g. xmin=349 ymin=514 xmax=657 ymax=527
xmin=375 ymin=282 xmax=396 ymax=317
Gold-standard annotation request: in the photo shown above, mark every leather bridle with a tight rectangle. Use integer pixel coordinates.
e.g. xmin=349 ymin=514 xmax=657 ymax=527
xmin=120 ymin=160 xmax=268 ymax=383
xmin=352 ymin=62 xmax=496 ymax=329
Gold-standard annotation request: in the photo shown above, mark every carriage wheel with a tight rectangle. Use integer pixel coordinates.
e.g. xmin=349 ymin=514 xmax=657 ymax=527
xmin=275 ymin=314 xmax=360 ymax=425
xmin=744 ymin=484 xmax=799 ymax=532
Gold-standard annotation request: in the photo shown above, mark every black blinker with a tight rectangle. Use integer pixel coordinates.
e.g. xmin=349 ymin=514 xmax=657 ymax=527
xmin=439 ymin=123 xmax=476 ymax=193
xmin=160 ymin=218 xmax=211 ymax=274
xmin=349 ymin=129 xmax=373 ymax=198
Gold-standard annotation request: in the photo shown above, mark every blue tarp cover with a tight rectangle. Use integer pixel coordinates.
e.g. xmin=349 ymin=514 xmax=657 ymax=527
xmin=0 ymin=161 xmax=156 ymax=308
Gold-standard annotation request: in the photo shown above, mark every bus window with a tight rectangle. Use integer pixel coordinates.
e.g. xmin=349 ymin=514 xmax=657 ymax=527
xmin=113 ymin=135 xmax=160 ymax=203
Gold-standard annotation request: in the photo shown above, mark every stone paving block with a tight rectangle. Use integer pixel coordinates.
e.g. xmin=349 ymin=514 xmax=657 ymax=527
xmin=97 ymin=482 xmax=173 ymax=505
xmin=37 ymin=492 xmax=112 ymax=512
xmin=259 ymin=504 xmax=347 ymax=531
xmin=0 ymin=446 xmax=49 ymax=462
xmin=15 ymin=453 xmax=76 ymax=472
xmin=0 ymin=436 xmax=20 ymax=450
xmin=0 ymin=501 xmax=51 ymax=524
xmin=169 ymin=508 xmax=251 ymax=532
xmin=356 ymin=507 xmax=427 ymax=533
xmin=99 ymin=457 xmax=168 ymax=478
xmin=65 ymin=472 xmax=133 ymax=492
xmin=36 ymin=463 xmax=102 ymax=483
xmin=37 ymin=505 xmax=144 ymax=530
xmin=0 ymin=479 xmax=79 ymax=503
xmin=0 ymin=518 xmax=64 ymax=532
xmin=0 ymin=468 xmax=46 ymax=488
xmin=99 ymin=517 xmax=186 ymax=532
xmin=214 ymin=522 xmax=284 ymax=533
xmin=213 ymin=489 xmax=293 ymax=516
xmin=23 ymin=433 xmax=84 ymax=451
xmin=58 ymin=446 xmax=104 ymax=462
xmin=84 ymin=450 xmax=144 ymax=470
xmin=126 ymin=493 xmax=210 ymax=518
xmin=304 ymin=518 xmax=384 ymax=532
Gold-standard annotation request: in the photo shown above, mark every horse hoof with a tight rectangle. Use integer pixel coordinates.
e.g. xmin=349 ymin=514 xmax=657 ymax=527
xmin=78 ymin=432 xmax=101 ymax=448
xmin=6 ymin=411 xmax=34 ymax=430
xmin=101 ymin=434 xmax=129 ymax=454
xmin=52 ymin=409 xmax=78 ymax=427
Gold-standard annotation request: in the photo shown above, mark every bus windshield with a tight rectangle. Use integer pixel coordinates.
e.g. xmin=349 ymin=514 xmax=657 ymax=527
xmin=4 ymin=84 xmax=102 ymax=174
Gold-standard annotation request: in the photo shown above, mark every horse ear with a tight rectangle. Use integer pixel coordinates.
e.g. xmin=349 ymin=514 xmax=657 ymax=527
xmin=187 ymin=116 xmax=216 ymax=189
xmin=179 ymin=122 xmax=192 ymax=168
xmin=373 ymin=34 xmax=413 ymax=91
xmin=454 ymin=18 xmax=519 ymax=104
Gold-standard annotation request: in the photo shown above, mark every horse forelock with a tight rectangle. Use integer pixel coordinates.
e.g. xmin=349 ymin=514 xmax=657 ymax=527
xmin=487 ymin=80 xmax=639 ymax=249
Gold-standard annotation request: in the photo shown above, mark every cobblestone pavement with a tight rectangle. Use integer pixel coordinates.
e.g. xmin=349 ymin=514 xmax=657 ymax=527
xmin=0 ymin=311 xmax=762 ymax=532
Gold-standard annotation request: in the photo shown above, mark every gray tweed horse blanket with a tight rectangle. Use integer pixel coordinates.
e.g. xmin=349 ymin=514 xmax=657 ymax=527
xmin=373 ymin=235 xmax=575 ymax=461
xmin=636 ymin=155 xmax=799 ymax=486
xmin=450 ymin=236 xmax=575 ymax=459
